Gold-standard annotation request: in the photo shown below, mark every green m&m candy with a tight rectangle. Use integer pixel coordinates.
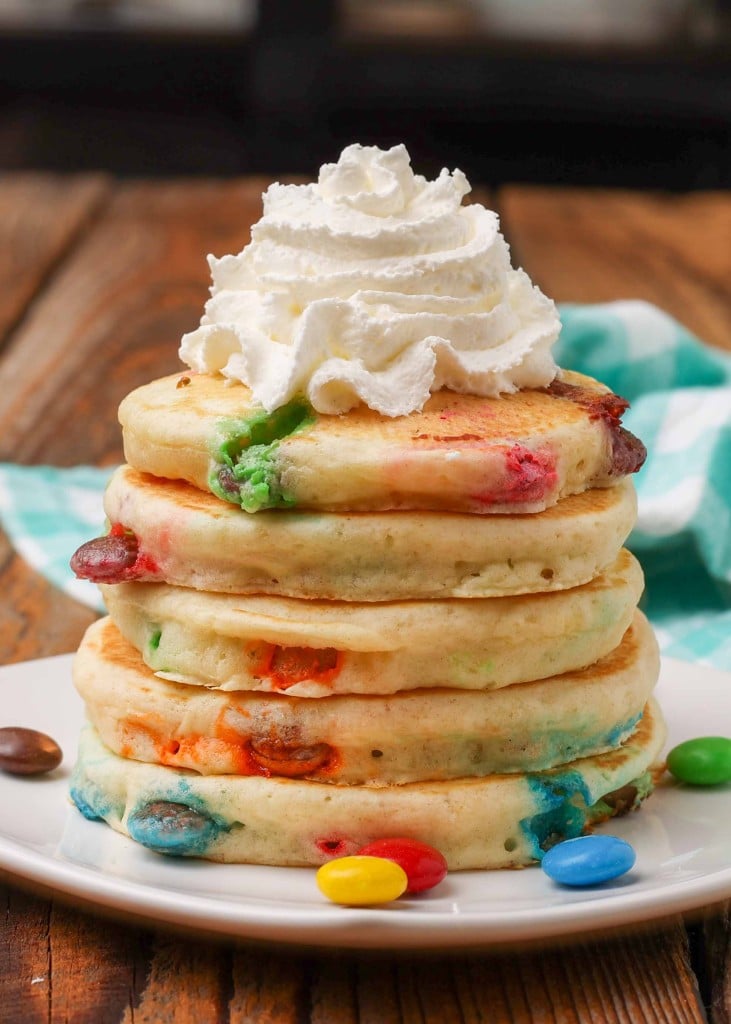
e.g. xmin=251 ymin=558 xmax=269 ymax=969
xmin=667 ymin=737 xmax=731 ymax=786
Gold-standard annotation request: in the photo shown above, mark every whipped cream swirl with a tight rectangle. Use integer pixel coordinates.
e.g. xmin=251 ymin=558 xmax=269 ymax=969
xmin=180 ymin=143 xmax=560 ymax=416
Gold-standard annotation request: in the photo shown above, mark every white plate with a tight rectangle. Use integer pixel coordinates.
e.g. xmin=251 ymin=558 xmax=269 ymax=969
xmin=0 ymin=654 xmax=729 ymax=949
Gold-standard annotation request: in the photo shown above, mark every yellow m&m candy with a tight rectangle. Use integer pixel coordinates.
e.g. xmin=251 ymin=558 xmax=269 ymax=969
xmin=316 ymin=855 xmax=408 ymax=906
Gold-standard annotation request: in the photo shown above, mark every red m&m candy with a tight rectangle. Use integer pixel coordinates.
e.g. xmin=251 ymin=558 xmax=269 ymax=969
xmin=357 ymin=837 xmax=447 ymax=893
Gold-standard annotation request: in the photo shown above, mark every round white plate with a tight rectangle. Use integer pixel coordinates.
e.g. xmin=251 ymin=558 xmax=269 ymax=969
xmin=0 ymin=654 xmax=729 ymax=949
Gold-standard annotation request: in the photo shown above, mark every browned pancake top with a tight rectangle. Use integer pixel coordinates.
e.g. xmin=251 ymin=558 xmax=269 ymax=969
xmin=121 ymin=369 xmax=604 ymax=445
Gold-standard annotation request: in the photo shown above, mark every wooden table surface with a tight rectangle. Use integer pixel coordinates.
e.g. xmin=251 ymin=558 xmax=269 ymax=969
xmin=0 ymin=175 xmax=729 ymax=1023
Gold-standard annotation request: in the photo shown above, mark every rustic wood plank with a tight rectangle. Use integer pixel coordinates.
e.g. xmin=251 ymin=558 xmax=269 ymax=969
xmin=381 ymin=924 xmax=705 ymax=1024
xmin=498 ymin=186 xmax=731 ymax=353
xmin=356 ymin=961 xmax=406 ymax=1024
xmin=119 ymin=934 xmax=229 ymax=1024
xmin=458 ymin=925 xmax=705 ymax=1024
xmin=310 ymin=958 xmax=357 ymax=1024
xmin=48 ymin=904 xmax=147 ymax=1024
xmin=459 ymin=956 xmax=532 ymax=1023
xmin=0 ymin=174 xmax=111 ymax=352
xmin=524 ymin=925 xmax=705 ymax=1023
xmin=304 ymin=923 xmax=706 ymax=1024
xmin=0 ymin=178 xmax=271 ymax=468
xmin=229 ymin=950 xmax=307 ymax=1023
xmin=0 ymin=885 xmax=51 ymax=1024
xmin=704 ymin=904 xmax=731 ymax=1024
xmin=398 ymin=960 xmax=466 ymax=1024
xmin=0 ymin=529 xmax=96 ymax=663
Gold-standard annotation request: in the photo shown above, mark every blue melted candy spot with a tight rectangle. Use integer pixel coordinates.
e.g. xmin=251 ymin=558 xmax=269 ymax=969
xmin=519 ymin=769 xmax=594 ymax=860
xmin=539 ymin=712 xmax=643 ymax=769
xmin=70 ymin=783 xmax=105 ymax=821
xmin=601 ymin=712 xmax=642 ymax=751
xmin=127 ymin=795 xmax=227 ymax=857
xmin=69 ymin=772 xmax=117 ymax=822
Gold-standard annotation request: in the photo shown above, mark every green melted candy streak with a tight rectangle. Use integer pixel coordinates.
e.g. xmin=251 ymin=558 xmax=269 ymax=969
xmin=209 ymin=399 xmax=315 ymax=512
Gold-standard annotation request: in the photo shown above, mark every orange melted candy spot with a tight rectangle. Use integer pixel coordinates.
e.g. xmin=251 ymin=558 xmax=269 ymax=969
xmin=165 ymin=735 xmax=253 ymax=773
xmin=217 ymin=708 xmax=341 ymax=780
xmin=121 ymin=718 xmax=167 ymax=759
xmin=121 ymin=717 xmax=253 ymax=776
xmin=121 ymin=708 xmax=341 ymax=781
xmin=253 ymin=644 xmax=344 ymax=691
xmin=248 ymin=737 xmax=336 ymax=778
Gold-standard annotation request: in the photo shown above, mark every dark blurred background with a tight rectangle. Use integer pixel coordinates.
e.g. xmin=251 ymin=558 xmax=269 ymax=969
xmin=0 ymin=0 xmax=729 ymax=187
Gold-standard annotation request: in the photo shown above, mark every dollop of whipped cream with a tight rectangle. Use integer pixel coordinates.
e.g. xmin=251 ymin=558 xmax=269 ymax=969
xmin=179 ymin=143 xmax=560 ymax=416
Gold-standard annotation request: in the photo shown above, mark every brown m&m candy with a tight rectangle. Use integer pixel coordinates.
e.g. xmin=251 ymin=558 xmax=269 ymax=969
xmin=0 ymin=727 xmax=63 ymax=775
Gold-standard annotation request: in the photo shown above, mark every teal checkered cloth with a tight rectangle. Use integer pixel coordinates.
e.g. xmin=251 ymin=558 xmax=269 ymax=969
xmin=557 ymin=302 xmax=731 ymax=669
xmin=1 ymin=301 xmax=729 ymax=669
xmin=0 ymin=464 xmax=112 ymax=613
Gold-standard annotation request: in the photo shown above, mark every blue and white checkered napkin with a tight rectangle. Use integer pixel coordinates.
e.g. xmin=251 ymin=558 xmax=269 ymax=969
xmin=0 ymin=300 xmax=729 ymax=669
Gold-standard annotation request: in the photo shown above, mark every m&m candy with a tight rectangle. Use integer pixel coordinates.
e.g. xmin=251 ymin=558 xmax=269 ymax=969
xmin=357 ymin=837 xmax=448 ymax=893
xmin=541 ymin=834 xmax=635 ymax=887
xmin=667 ymin=737 xmax=731 ymax=786
xmin=0 ymin=727 xmax=62 ymax=776
xmin=316 ymin=855 xmax=408 ymax=906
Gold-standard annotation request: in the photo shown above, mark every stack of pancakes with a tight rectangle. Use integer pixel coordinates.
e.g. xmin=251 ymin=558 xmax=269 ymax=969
xmin=69 ymin=368 xmax=664 ymax=869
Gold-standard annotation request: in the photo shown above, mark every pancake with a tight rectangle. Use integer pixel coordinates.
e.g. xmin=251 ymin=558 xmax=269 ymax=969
xmin=99 ymin=549 xmax=644 ymax=695
xmin=119 ymin=369 xmax=645 ymax=514
xmin=70 ymin=699 xmax=665 ymax=868
xmin=72 ymin=467 xmax=637 ymax=601
xmin=75 ymin=612 xmax=659 ymax=784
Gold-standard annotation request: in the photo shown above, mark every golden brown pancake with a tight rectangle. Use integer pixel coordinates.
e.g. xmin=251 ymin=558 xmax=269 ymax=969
xmin=119 ymin=369 xmax=645 ymax=514
xmin=70 ymin=699 xmax=665 ymax=868
xmin=99 ymin=549 xmax=644 ymax=695
xmin=74 ymin=613 xmax=659 ymax=784
xmin=71 ymin=466 xmax=638 ymax=601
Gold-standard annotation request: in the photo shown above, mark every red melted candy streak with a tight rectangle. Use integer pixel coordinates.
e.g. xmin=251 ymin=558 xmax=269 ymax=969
xmin=316 ymin=837 xmax=350 ymax=858
xmin=473 ymin=444 xmax=557 ymax=508
xmin=69 ymin=523 xmax=159 ymax=583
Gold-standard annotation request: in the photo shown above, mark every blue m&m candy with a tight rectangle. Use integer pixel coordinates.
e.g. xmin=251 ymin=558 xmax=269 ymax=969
xmin=541 ymin=834 xmax=635 ymax=886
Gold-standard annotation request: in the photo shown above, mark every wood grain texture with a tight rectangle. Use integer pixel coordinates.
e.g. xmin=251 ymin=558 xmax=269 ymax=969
xmin=705 ymin=904 xmax=731 ymax=1024
xmin=278 ymin=925 xmax=705 ymax=1024
xmin=498 ymin=186 xmax=731 ymax=353
xmin=119 ymin=935 xmax=229 ymax=1024
xmin=0 ymin=886 xmax=51 ymax=1024
xmin=0 ymin=174 xmax=110 ymax=352
xmin=229 ymin=951 xmax=307 ymax=1024
xmin=47 ymin=903 xmax=147 ymax=1024
xmin=0 ymin=529 xmax=96 ymax=663
xmin=0 ymin=177 xmax=270 ymax=468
